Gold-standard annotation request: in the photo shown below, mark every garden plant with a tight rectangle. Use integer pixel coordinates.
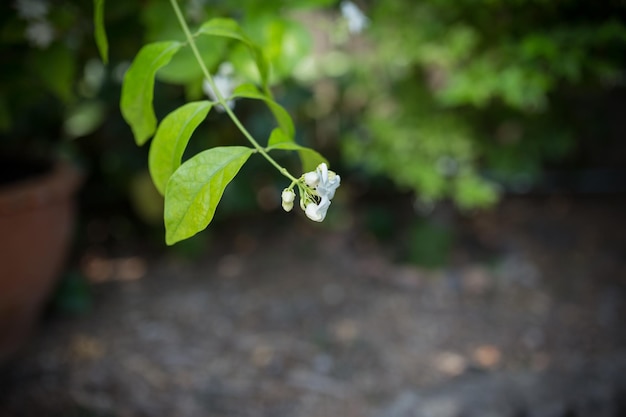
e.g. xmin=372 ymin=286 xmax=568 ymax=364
xmin=6 ymin=0 xmax=623 ymax=245
xmin=95 ymin=0 xmax=341 ymax=245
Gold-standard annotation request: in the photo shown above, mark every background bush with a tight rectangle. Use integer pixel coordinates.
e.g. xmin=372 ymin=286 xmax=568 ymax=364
xmin=339 ymin=0 xmax=626 ymax=208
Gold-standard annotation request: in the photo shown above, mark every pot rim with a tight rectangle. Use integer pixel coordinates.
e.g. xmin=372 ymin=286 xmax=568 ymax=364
xmin=0 ymin=159 xmax=83 ymax=215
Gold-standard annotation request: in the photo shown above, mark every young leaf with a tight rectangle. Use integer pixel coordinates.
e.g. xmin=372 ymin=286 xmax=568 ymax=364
xmin=266 ymin=129 xmax=327 ymax=172
xmin=164 ymin=146 xmax=254 ymax=245
xmin=93 ymin=0 xmax=108 ymax=64
xmin=149 ymin=101 xmax=213 ymax=195
xmin=267 ymin=127 xmax=291 ymax=146
xmin=196 ymin=18 xmax=269 ymax=87
xmin=232 ymin=83 xmax=295 ymax=139
xmin=121 ymin=41 xmax=182 ymax=145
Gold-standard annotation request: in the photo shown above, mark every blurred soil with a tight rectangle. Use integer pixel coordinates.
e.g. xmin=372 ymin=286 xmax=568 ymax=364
xmin=1 ymin=195 xmax=625 ymax=417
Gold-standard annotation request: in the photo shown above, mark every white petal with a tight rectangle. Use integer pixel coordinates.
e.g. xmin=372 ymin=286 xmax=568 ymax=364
xmin=202 ymin=79 xmax=218 ymax=102
xmin=319 ymin=176 xmax=340 ymax=200
xmin=304 ymin=172 xmax=320 ymax=187
xmin=282 ymin=189 xmax=295 ymax=203
xmin=282 ymin=200 xmax=294 ymax=212
xmin=202 ymin=62 xmax=237 ymax=112
xmin=305 ymin=197 xmax=331 ymax=222
xmin=315 ymin=163 xmax=341 ymax=200
xmin=317 ymin=163 xmax=328 ymax=183
xmin=25 ymin=20 xmax=54 ymax=48
xmin=218 ymin=62 xmax=234 ymax=76
xmin=340 ymin=1 xmax=369 ymax=34
xmin=305 ymin=203 xmax=323 ymax=222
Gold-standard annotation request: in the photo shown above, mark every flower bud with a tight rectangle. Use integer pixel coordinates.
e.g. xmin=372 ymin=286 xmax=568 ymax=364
xmin=282 ymin=200 xmax=294 ymax=212
xmin=304 ymin=172 xmax=320 ymax=187
xmin=281 ymin=189 xmax=296 ymax=212
xmin=281 ymin=188 xmax=295 ymax=203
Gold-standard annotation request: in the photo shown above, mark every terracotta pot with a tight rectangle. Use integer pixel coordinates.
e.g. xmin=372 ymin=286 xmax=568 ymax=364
xmin=0 ymin=159 xmax=82 ymax=361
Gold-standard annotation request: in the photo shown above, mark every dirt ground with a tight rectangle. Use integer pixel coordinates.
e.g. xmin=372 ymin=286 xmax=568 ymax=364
xmin=1 ymin=195 xmax=625 ymax=417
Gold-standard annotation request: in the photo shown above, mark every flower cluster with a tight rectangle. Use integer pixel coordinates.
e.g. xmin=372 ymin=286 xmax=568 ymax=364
xmin=15 ymin=0 xmax=55 ymax=48
xmin=282 ymin=163 xmax=341 ymax=222
xmin=202 ymin=62 xmax=237 ymax=112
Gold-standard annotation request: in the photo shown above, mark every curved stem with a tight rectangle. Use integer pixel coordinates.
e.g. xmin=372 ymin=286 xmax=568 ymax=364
xmin=169 ymin=0 xmax=297 ymax=182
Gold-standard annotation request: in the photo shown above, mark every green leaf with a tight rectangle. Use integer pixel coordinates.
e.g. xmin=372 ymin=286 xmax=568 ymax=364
xmin=267 ymin=126 xmax=292 ymax=146
xmin=120 ymin=41 xmax=182 ymax=145
xmin=453 ymin=173 xmax=499 ymax=210
xmin=157 ymin=36 xmax=226 ymax=84
xmin=241 ymin=16 xmax=312 ymax=82
xmin=232 ymin=83 xmax=295 ymax=139
xmin=266 ymin=129 xmax=327 ymax=172
xmin=291 ymin=0 xmax=336 ymax=7
xmin=164 ymin=146 xmax=254 ymax=245
xmin=64 ymin=100 xmax=106 ymax=138
xmin=93 ymin=0 xmax=108 ymax=64
xmin=149 ymin=101 xmax=213 ymax=195
xmin=197 ymin=18 xmax=269 ymax=87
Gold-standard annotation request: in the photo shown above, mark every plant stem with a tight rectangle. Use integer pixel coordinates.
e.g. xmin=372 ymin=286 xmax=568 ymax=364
xmin=169 ymin=0 xmax=298 ymax=182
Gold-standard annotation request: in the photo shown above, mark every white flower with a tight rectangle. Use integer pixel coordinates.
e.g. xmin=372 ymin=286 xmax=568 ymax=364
xmin=299 ymin=163 xmax=341 ymax=222
xmin=305 ymin=197 xmax=331 ymax=222
xmin=340 ymin=1 xmax=369 ymax=34
xmin=314 ymin=163 xmax=341 ymax=200
xmin=281 ymin=188 xmax=295 ymax=212
xmin=25 ymin=20 xmax=54 ymax=48
xmin=15 ymin=0 xmax=49 ymax=20
xmin=304 ymin=171 xmax=319 ymax=187
xmin=202 ymin=62 xmax=236 ymax=112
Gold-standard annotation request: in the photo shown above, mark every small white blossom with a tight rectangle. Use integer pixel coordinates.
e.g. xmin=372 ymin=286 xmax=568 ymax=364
xmin=25 ymin=20 xmax=54 ymax=48
xmin=305 ymin=197 xmax=331 ymax=222
xmin=282 ymin=188 xmax=295 ymax=203
xmin=315 ymin=163 xmax=341 ymax=200
xmin=340 ymin=1 xmax=369 ymax=34
xmin=304 ymin=171 xmax=319 ymax=187
xmin=202 ymin=62 xmax=236 ymax=112
xmin=281 ymin=188 xmax=295 ymax=212
xmin=299 ymin=163 xmax=341 ymax=222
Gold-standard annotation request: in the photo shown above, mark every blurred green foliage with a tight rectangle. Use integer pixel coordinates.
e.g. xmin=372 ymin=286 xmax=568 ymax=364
xmin=341 ymin=0 xmax=626 ymax=208
xmin=1 ymin=0 xmax=625 ymax=244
